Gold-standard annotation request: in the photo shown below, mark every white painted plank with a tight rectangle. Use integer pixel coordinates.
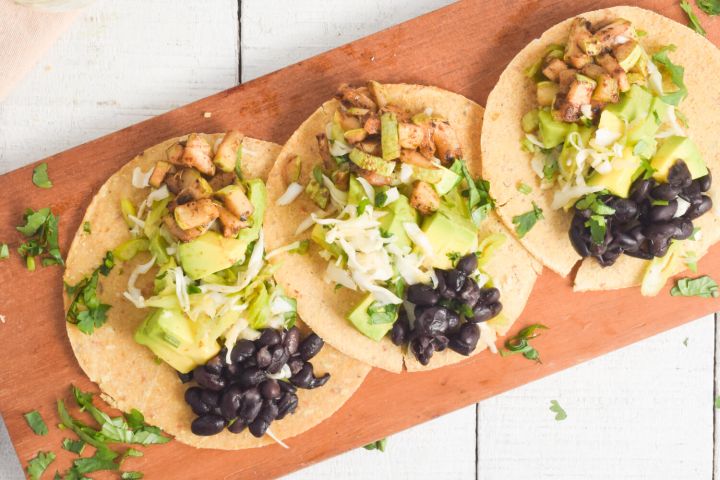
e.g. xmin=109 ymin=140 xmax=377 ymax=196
xmin=0 ymin=1 xmax=237 ymax=478
xmin=288 ymin=406 xmax=477 ymax=480
xmin=478 ymin=316 xmax=715 ymax=480
xmin=0 ymin=0 xmax=239 ymax=174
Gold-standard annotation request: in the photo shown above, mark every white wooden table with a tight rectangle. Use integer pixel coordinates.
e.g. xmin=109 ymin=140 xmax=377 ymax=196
xmin=0 ymin=1 xmax=716 ymax=478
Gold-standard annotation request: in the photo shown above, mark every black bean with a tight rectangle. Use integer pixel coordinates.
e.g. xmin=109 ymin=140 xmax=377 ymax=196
xmin=448 ymin=323 xmax=480 ymax=356
xmin=184 ymin=387 xmax=211 ymax=416
xmin=200 ymin=389 xmax=220 ymax=408
xmin=672 ymin=217 xmax=694 ymax=240
xmin=469 ymin=304 xmax=492 ymax=323
xmin=630 ymin=178 xmax=654 ymax=203
xmin=569 ymin=214 xmax=590 ymax=257
xmin=696 ymin=171 xmax=712 ymax=192
xmin=390 ymin=317 xmax=409 ymax=346
xmin=225 ymin=361 xmax=240 ymax=378
xmin=406 ymin=283 xmax=440 ymax=306
xmin=648 ymin=199 xmax=678 ymax=223
xmin=625 ymin=248 xmax=653 ymax=260
xmin=681 ymin=182 xmax=703 ymax=204
xmin=204 ymin=355 xmax=223 ymax=375
xmin=643 ymin=222 xmax=679 ymax=241
xmin=432 ymin=335 xmax=449 ymax=352
xmin=651 ymin=183 xmax=680 ymax=201
xmin=456 ymin=254 xmax=478 ymax=274
xmin=191 ymin=415 xmax=226 ymax=436
xmin=488 ymin=302 xmax=503 ymax=318
xmin=411 ymin=336 xmax=434 ymax=365
xmin=177 ymin=371 xmax=193 ymax=384
xmin=267 ymin=345 xmax=290 ymax=374
xmin=290 ymin=363 xmax=330 ymax=389
xmin=220 ymin=386 xmax=243 ymax=420
xmin=260 ymin=379 xmax=282 ymax=400
xmin=230 ymin=339 xmax=256 ymax=363
xmin=258 ymin=328 xmax=282 ymax=347
xmin=478 ymin=287 xmax=501 ymax=305
xmin=238 ymin=388 xmax=263 ymax=423
xmin=458 ymin=278 xmax=481 ymax=308
xmin=299 ymin=334 xmax=324 ymax=361
xmin=277 ymin=393 xmax=299 ymax=420
xmin=668 ymin=160 xmax=693 ymax=189
xmin=237 ymin=366 xmax=267 ymax=389
xmin=283 ymin=327 xmax=301 ymax=355
xmin=228 ymin=418 xmax=247 ymax=434
xmin=685 ymin=195 xmax=712 ymax=220
xmin=445 ymin=270 xmax=466 ymax=293
xmin=256 ymin=346 xmax=272 ymax=369
xmin=414 ymin=307 xmax=450 ymax=335
xmin=279 ymin=380 xmax=297 ymax=394
xmin=434 ymin=269 xmax=455 ymax=299
xmin=597 ymin=244 xmax=622 ymax=266
xmin=607 ymin=197 xmax=638 ymax=224
xmin=287 ymin=356 xmax=304 ymax=375
xmin=446 ymin=310 xmax=460 ymax=330
xmin=249 ymin=402 xmax=279 ymax=438
xmin=193 ymin=367 xmax=226 ymax=391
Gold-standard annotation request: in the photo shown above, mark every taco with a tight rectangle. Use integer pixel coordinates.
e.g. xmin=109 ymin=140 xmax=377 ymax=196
xmin=63 ymin=132 xmax=370 ymax=449
xmin=264 ymin=83 xmax=540 ymax=373
xmin=482 ymin=6 xmax=720 ymax=295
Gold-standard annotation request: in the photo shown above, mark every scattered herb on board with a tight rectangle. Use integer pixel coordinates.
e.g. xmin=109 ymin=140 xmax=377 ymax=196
xmin=26 ymin=451 xmax=56 ymax=480
xmin=24 ymin=410 xmax=48 ymax=435
xmin=670 ymin=275 xmax=720 ymax=298
xmin=697 ymin=0 xmax=720 ymax=15
xmin=681 ymin=0 xmax=707 ymax=35
xmin=62 ymin=439 xmax=86 ymax=455
xmin=0 ymin=243 xmax=8 ymax=259
xmin=549 ymin=400 xmax=567 ymax=421
xmin=363 ymin=437 xmax=388 ymax=452
xmin=65 ymin=251 xmax=116 ymax=334
xmin=500 ymin=324 xmax=549 ymax=363
xmin=83 ymin=221 xmax=92 ymax=234
xmin=512 ymin=202 xmax=544 ymax=238
xmin=16 ymin=208 xmax=63 ymax=270
xmin=32 ymin=163 xmax=53 ymax=189
xmin=516 ymin=182 xmax=532 ymax=195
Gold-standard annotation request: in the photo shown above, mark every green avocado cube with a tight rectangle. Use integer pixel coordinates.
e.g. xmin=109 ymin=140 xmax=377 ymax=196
xmin=651 ymin=136 xmax=708 ymax=182
xmin=538 ymin=109 xmax=571 ymax=149
xmin=347 ymin=294 xmax=394 ymax=341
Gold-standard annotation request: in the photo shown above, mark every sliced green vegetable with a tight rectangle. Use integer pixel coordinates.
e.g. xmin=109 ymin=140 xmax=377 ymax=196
xmin=380 ymin=112 xmax=400 ymax=161
xmin=671 ymin=275 xmax=720 ymax=298
xmin=32 ymin=163 xmax=53 ymax=189
xmin=24 ymin=410 xmax=48 ymax=435
xmin=500 ymin=323 xmax=548 ymax=363
xmin=61 ymin=438 xmax=86 ymax=455
xmin=0 ymin=243 xmax=8 ymax=259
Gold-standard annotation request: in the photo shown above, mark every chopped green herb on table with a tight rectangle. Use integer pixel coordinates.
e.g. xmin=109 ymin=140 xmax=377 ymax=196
xmin=549 ymin=400 xmax=567 ymax=421
xmin=500 ymin=324 xmax=549 ymax=363
xmin=363 ymin=437 xmax=388 ymax=452
xmin=670 ymin=275 xmax=719 ymax=298
xmin=32 ymin=163 xmax=53 ymax=189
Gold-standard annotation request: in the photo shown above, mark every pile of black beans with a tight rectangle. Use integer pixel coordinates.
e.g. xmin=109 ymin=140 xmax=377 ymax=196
xmin=178 ymin=327 xmax=329 ymax=437
xmin=570 ymin=160 xmax=712 ymax=266
xmin=389 ymin=253 xmax=503 ymax=365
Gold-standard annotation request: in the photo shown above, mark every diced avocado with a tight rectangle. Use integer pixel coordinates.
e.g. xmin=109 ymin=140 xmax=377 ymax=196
xmin=626 ymin=96 xmax=668 ymax=145
xmin=587 ymin=146 xmax=642 ymax=197
xmin=536 ymin=81 xmax=559 ymax=107
xmin=605 ymin=84 xmax=652 ymax=123
xmin=522 ymin=109 xmax=539 ymax=133
xmin=432 ymin=167 xmax=462 ymax=196
xmin=134 ymin=308 xmax=219 ymax=373
xmin=538 ymin=109 xmax=571 ymax=149
xmin=651 ymin=136 xmax=708 ymax=182
xmin=113 ymin=238 xmax=149 ymax=261
xmin=349 ymin=148 xmax=396 ymax=177
xmin=419 ymin=209 xmax=477 ymax=269
xmin=614 ymin=40 xmax=642 ymax=71
xmin=347 ymin=175 xmax=368 ymax=205
xmin=379 ymin=195 xmax=418 ymax=250
xmin=347 ymin=294 xmax=394 ymax=342
xmin=380 ymin=112 xmax=400 ymax=161
xmin=650 ymin=96 xmax=669 ymax=124
xmin=598 ymin=110 xmax=624 ymax=135
xmin=311 ymin=223 xmax=344 ymax=258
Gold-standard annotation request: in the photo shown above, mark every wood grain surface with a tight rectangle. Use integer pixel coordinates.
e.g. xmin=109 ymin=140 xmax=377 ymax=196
xmin=1 ymin=0 xmax=719 ymax=478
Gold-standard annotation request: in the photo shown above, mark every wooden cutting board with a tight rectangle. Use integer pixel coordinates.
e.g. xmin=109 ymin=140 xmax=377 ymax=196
xmin=1 ymin=0 xmax=719 ymax=478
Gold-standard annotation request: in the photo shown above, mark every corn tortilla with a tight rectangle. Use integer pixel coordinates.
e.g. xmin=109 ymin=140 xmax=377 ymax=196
xmin=64 ymin=133 xmax=371 ymax=449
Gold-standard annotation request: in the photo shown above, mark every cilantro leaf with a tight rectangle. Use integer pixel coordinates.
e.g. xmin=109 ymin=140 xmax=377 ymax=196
xmin=61 ymin=438 xmax=86 ymax=455
xmin=363 ymin=437 xmax=388 ymax=452
xmin=585 ymin=215 xmax=607 ymax=245
xmin=16 ymin=208 xmax=63 ymax=269
xmin=652 ymin=46 xmax=688 ymax=106
xmin=453 ymin=160 xmax=495 ymax=226
xmin=17 ymin=208 xmax=51 ymax=236
xmin=24 ymin=410 xmax=48 ymax=435
xmin=684 ymin=251 xmax=698 ymax=273
xmin=0 ymin=243 xmax=8 ymax=259
xmin=27 ymin=451 xmax=56 ymax=480
xmin=681 ymin=0 xmax=707 ymax=35
xmin=516 ymin=182 xmax=532 ymax=195
xmin=697 ymin=0 xmax=720 ymax=15
xmin=82 ymin=222 xmax=91 ymax=234
xmin=512 ymin=202 xmax=544 ymax=238
xmin=715 ymin=396 xmax=720 ymax=409
xmin=670 ymin=275 xmax=720 ymax=298
xmin=549 ymin=400 xmax=567 ymax=421
xmin=66 ymin=253 xmax=115 ymax=334
xmin=73 ymin=450 xmax=118 ymax=474
xmin=500 ymin=324 xmax=548 ymax=363
xmin=32 ymin=163 xmax=53 ymax=189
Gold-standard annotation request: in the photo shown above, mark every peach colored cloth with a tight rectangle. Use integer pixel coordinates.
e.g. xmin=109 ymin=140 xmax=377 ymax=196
xmin=0 ymin=0 xmax=79 ymax=100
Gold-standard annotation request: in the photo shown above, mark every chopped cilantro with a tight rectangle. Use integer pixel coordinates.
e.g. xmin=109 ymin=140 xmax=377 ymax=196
xmin=670 ymin=275 xmax=719 ymax=298
xmin=681 ymin=0 xmax=707 ymax=35
xmin=73 ymin=450 xmax=118 ymax=474
xmin=357 ymin=197 xmax=372 ymax=215
xmin=16 ymin=208 xmax=63 ymax=269
xmin=0 ymin=243 xmax=8 ymax=259
xmin=363 ymin=438 xmax=387 ymax=452
xmin=82 ymin=222 xmax=91 ymax=234
xmin=27 ymin=451 xmax=56 ymax=480
xmin=638 ymin=157 xmax=658 ymax=179
xmin=636 ymin=29 xmax=648 ymax=37
xmin=446 ymin=251 xmax=461 ymax=264
xmin=367 ymin=302 xmax=399 ymax=325
xmin=32 ymin=163 xmax=53 ymax=189
xmin=683 ymin=337 xmax=690 ymax=347
xmin=652 ymin=45 xmax=688 ymax=106
xmin=61 ymin=438 xmax=86 ymax=455
xmin=690 ymin=227 xmax=701 ymax=240
xmin=698 ymin=0 xmax=720 ymax=15
xmin=512 ymin=202 xmax=544 ymax=238
xmin=586 ymin=215 xmax=607 ymax=245
xmin=516 ymin=182 xmax=532 ymax=195
xmin=543 ymin=157 xmax=559 ymax=181
xmin=549 ymin=400 xmax=567 ymax=421
xmin=500 ymin=324 xmax=548 ymax=363
xmin=374 ymin=191 xmax=388 ymax=207
xmin=452 ymin=160 xmax=494 ymax=226
xmin=66 ymin=251 xmax=115 ymax=334
xmin=24 ymin=410 xmax=48 ymax=436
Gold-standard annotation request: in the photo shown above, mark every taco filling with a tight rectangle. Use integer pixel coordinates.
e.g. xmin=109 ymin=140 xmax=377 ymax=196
xmin=67 ymin=132 xmax=334 ymax=441
xmin=522 ymin=17 xmax=712 ymax=282
xmin=275 ymin=83 xmax=508 ymax=366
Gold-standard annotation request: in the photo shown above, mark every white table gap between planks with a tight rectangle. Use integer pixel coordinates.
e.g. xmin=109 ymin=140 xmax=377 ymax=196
xmin=0 ymin=1 xmax=716 ymax=479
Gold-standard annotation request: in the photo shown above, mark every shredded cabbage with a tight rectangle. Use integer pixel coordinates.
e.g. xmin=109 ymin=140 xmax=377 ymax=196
xmin=123 ymin=255 xmax=157 ymax=308
xmin=276 ymin=182 xmax=304 ymax=206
